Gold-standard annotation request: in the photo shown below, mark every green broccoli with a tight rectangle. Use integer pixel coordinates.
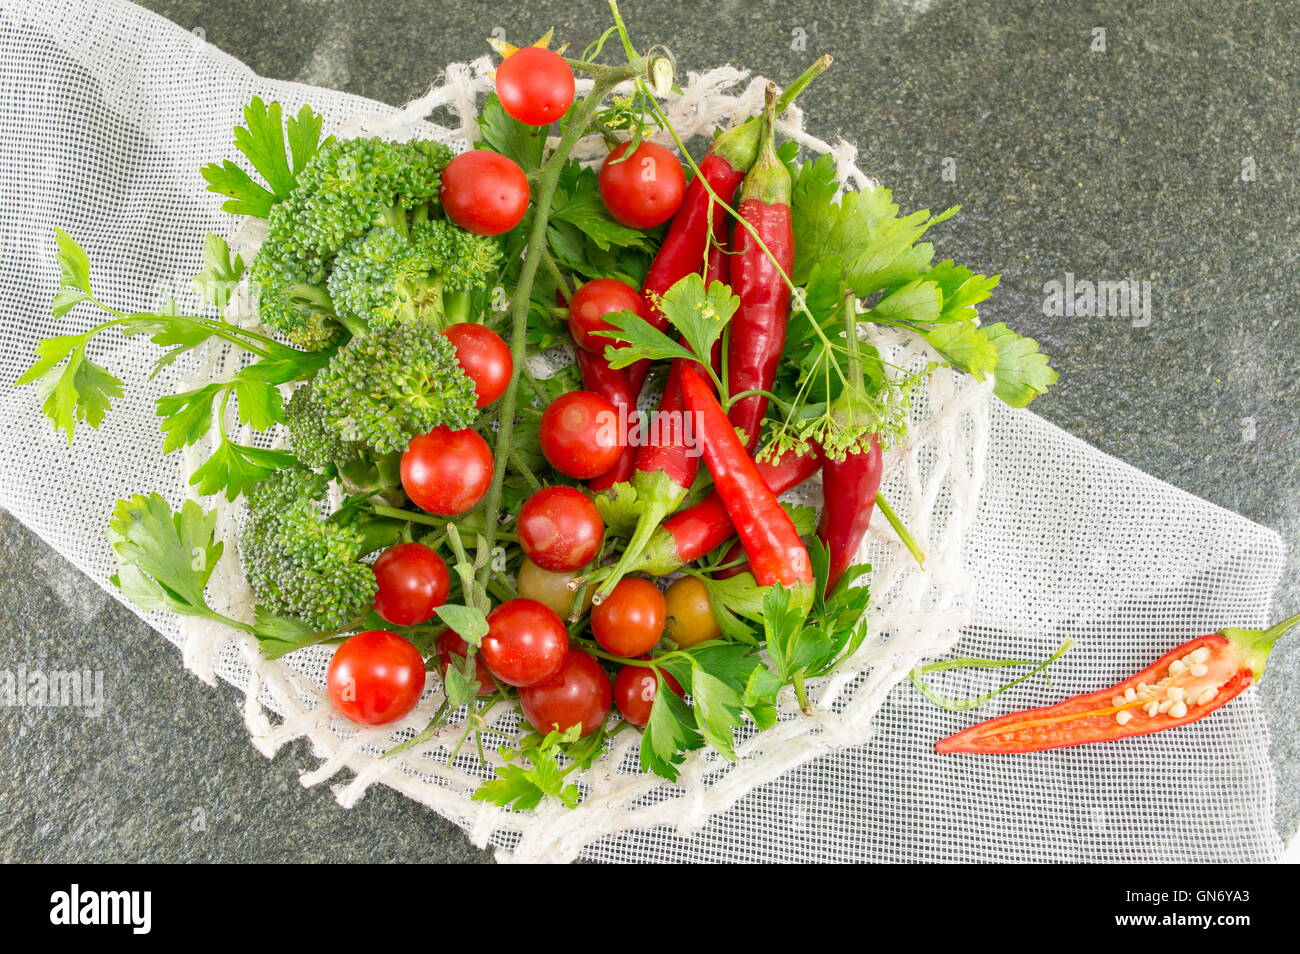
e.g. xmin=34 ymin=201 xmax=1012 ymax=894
xmin=282 ymin=382 xmax=402 ymax=494
xmin=327 ymin=220 xmax=501 ymax=333
xmin=310 ymin=320 xmax=478 ymax=455
xmin=249 ymin=136 xmax=454 ymax=347
xmin=239 ymin=465 xmax=402 ymax=630
xmin=266 ymin=137 xmax=451 ymax=261
xmin=247 ymin=246 xmax=339 ymax=350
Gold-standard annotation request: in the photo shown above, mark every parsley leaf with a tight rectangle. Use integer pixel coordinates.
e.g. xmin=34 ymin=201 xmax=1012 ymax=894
xmin=200 ymin=98 xmax=328 ymax=218
xmin=473 ymin=725 xmax=586 ymax=810
xmin=190 ymin=441 xmax=296 ymax=500
xmin=477 ymin=93 xmax=545 ymax=171
xmin=107 ymin=494 xmax=233 ymax=625
xmin=984 ymin=323 xmax=1059 ymax=408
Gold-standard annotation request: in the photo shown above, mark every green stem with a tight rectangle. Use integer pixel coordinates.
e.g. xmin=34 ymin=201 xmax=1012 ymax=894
xmin=509 ymin=445 xmax=542 ymax=490
xmin=541 ymin=248 xmax=574 ymax=303
xmin=474 ymin=58 xmax=648 ymax=597
xmin=792 ymin=670 xmax=812 ymax=716
xmin=874 ymin=492 xmax=925 ymax=567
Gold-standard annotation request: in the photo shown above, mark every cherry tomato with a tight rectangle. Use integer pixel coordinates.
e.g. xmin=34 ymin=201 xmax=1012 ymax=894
xmin=539 ymin=390 xmax=622 ymax=479
xmin=443 ymin=323 xmax=512 ymax=408
xmin=664 ymin=575 xmax=722 ymax=647
xmin=519 ymin=648 xmax=612 ymax=737
xmin=494 ymin=46 xmax=575 ymax=126
xmin=598 ymin=140 xmax=686 ymax=229
xmin=517 ymin=485 xmax=603 ymax=573
xmin=435 ymin=629 xmax=495 ymax=697
xmin=517 ymin=558 xmax=594 ymax=619
xmin=613 ymin=664 xmax=684 ymax=729
xmin=401 ymin=426 xmax=493 ymax=515
xmin=567 ymin=277 xmax=646 ymax=353
xmin=372 ymin=542 xmax=450 ymax=626
xmin=481 ymin=598 xmax=569 ymax=687
xmin=327 ymin=630 xmax=427 ymax=726
xmin=441 ymin=149 xmax=529 ymax=236
xmin=591 ymin=577 xmax=665 ymax=657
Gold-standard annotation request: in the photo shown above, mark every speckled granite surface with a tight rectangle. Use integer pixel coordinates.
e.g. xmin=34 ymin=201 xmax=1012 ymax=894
xmin=1 ymin=0 xmax=1295 ymax=862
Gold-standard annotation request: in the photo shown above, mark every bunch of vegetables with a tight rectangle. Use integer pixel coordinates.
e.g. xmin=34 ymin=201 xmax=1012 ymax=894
xmin=23 ymin=4 xmax=1287 ymax=809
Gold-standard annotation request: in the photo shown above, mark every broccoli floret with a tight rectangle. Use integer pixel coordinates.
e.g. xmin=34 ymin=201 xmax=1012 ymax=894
xmin=248 ymin=248 xmax=339 ymax=350
xmin=266 ymin=137 xmax=451 ymax=262
xmin=327 ymin=221 xmax=501 ymax=333
xmin=410 ymin=219 xmax=502 ymax=294
xmin=248 ymin=137 xmax=453 ymax=347
xmin=326 ymin=226 xmax=437 ymax=331
xmin=311 ymin=320 xmax=478 ymax=455
xmin=283 ymin=382 xmax=360 ymax=469
xmin=283 ymin=382 xmax=404 ymax=495
xmin=239 ymin=465 xmax=385 ymax=630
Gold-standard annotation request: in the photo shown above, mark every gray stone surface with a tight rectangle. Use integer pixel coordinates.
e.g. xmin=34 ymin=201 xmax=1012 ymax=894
xmin=1 ymin=0 xmax=1295 ymax=862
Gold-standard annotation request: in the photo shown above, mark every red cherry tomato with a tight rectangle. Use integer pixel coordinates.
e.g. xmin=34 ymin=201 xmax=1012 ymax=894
xmin=591 ymin=577 xmax=666 ymax=657
xmin=443 ymin=323 xmax=512 ymax=408
xmin=327 ymin=630 xmax=427 ymax=726
xmin=539 ymin=390 xmax=622 ymax=479
xmin=598 ymin=140 xmax=686 ymax=229
xmin=481 ymin=598 xmax=569 ymax=687
xmin=441 ymin=150 xmax=529 ymax=236
xmin=517 ymin=485 xmax=604 ymax=573
xmin=520 ymin=648 xmax=612 ymax=737
xmin=435 ymin=629 xmax=495 ymax=697
xmin=401 ymin=426 xmax=493 ymax=515
xmin=494 ymin=46 xmax=575 ymax=126
xmin=614 ymin=664 xmax=684 ymax=729
xmin=372 ymin=542 xmax=450 ymax=626
xmin=567 ymin=277 xmax=646 ymax=352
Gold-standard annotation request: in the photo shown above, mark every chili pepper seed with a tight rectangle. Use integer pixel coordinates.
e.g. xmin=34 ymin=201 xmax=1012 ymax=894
xmin=1169 ymin=701 xmax=1188 ymax=718
xmin=1115 ymin=710 xmax=1132 ymax=725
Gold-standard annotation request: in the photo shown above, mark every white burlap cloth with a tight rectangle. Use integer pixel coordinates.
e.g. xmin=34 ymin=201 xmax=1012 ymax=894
xmin=0 ymin=0 xmax=1285 ymax=862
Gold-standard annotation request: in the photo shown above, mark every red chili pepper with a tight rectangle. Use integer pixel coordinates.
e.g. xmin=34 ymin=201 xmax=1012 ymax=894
xmin=591 ymin=356 xmax=703 ymax=603
xmin=634 ymin=57 xmax=830 ymax=400
xmin=726 ymin=87 xmax=793 ymax=454
xmin=678 ymin=365 xmax=812 ymax=597
xmin=576 ymin=348 xmax=637 ymax=492
xmin=817 ymin=436 xmax=882 ymax=591
xmin=633 ymin=443 xmax=822 ymax=576
xmin=936 ymin=614 xmax=1300 ymax=754
xmin=817 ymin=291 xmax=885 ymax=592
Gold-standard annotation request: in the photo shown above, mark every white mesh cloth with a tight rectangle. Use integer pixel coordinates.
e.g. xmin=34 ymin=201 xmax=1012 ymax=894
xmin=0 ymin=0 xmax=1285 ymax=863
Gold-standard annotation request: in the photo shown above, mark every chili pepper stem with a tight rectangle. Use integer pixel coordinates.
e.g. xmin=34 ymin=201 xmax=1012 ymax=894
xmin=874 ymin=492 xmax=925 ymax=567
xmin=1223 ymin=612 xmax=1300 ymax=680
xmin=591 ymin=498 xmax=677 ymax=605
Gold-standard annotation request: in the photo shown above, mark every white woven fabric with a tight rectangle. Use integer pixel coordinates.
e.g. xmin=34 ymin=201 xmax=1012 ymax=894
xmin=0 ymin=0 xmax=1285 ymax=863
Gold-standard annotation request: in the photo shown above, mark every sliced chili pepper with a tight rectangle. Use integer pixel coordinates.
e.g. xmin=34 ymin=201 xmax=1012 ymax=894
xmin=678 ymin=364 xmax=812 ymax=599
xmin=817 ymin=290 xmax=885 ymax=592
xmin=726 ymin=86 xmax=793 ymax=453
xmin=935 ymin=614 xmax=1300 ymax=754
xmin=633 ymin=443 xmax=821 ymax=576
